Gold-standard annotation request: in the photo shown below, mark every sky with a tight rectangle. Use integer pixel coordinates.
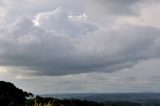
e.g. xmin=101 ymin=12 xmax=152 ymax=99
xmin=0 ymin=0 xmax=160 ymax=94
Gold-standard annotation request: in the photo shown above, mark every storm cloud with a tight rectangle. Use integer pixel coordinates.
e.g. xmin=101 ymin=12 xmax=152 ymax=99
xmin=0 ymin=7 xmax=160 ymax=76
xmin=1 ymin=0 xmax=160 ymax=93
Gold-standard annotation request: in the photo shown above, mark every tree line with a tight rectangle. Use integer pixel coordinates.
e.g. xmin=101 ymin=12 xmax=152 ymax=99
xmin=0 ymin=81 xmax=159 ymax=106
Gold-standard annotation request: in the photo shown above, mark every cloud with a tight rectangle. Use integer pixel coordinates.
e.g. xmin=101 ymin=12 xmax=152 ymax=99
xmin=0 ymin=7 xmax=160 ymax=76
xmin=118 ymin=0 xmax=160 ymax=27
xmin=3 ymin=0 xmax=84 ymax=24
xmin=12 ymin=58 xmax=160 ymax=93
xmin=82 ymin=0 xmax=143 ymax=27
xmin=0 ymin=2 xmax=3 ymax=6
xmin=0 ymin=0 xmax=7 ymax=18
xmin=34 ymin=7 xmax=97 ymax=36
xmin=1 ymin=0 xmax=142 ymax=25
xmin=0 ymin=8 xmax=98 ymax=76
xmin=85 ymin=0 xmax=142 ymax=16
xmin=0 ymin=1 xmax=160 ymax=94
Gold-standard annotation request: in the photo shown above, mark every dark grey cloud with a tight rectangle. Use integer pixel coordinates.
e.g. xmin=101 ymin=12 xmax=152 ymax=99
xmin=10 ymin=60 xmax=160 ymax=94
xmin=0 ymin=8 xmax=160 ymax=76
xmin=0 ymin=0 xmax=160 ymax=94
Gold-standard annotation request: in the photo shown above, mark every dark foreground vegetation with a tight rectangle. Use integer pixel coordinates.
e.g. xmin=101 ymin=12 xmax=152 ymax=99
xmin=0 ymin=81 xmax=33 ymax=106
xmin=26 ymin=96 xmax=143 ymax=106
xmin=0 ymin=81 xmax=160 ymax=106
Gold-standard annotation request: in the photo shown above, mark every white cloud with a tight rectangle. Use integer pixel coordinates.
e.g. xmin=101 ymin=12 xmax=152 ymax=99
xmin=0 ymin=7 xmax=6 ymax=17
xmin=0 ymin=1 xmax=8 ymax=24
xmin=2 ymin=0 xmax=84 ymax=24
xmin=34 ymin=7 xmax=98 ymax=36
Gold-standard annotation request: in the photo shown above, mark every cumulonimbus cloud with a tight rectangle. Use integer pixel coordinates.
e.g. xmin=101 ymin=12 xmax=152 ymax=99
xmin=0 ymin=7 xmax=160 ymax=76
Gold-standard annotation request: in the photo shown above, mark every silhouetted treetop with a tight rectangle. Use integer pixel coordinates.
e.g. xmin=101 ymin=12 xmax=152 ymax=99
xmin=0 ymin=81 xmax=33 ymax=106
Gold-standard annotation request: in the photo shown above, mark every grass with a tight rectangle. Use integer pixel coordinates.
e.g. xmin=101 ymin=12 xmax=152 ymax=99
xmin=27 ymin=99 xmax=64 ymax=106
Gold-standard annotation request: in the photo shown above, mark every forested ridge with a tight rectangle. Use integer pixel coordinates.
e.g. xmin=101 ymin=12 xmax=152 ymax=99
xmin=0 ymin=81 xmax=160 ymax=106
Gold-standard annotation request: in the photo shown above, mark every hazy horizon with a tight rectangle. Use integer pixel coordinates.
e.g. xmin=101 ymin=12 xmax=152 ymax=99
xmin=38 ymin=92 xmax=160 ymax=95
xmin=0 ymin=0 xmax=160 ymax=94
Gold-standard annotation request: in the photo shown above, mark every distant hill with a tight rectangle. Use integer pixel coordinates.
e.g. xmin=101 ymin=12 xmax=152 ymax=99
xmin=40 ymin=93 xmax=160 ymax=102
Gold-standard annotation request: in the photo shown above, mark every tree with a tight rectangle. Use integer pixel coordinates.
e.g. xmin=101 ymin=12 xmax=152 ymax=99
xmin=0 ymin=81 xmax=33 ymax=106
